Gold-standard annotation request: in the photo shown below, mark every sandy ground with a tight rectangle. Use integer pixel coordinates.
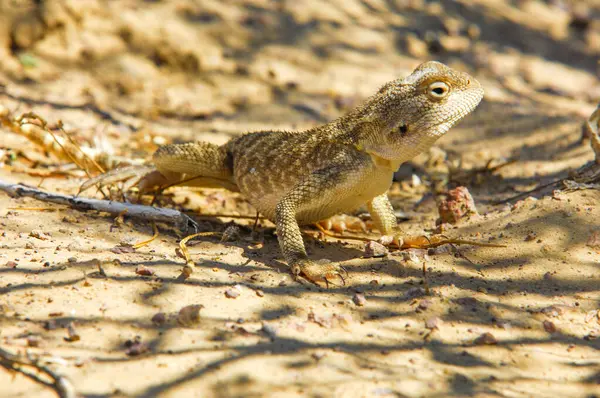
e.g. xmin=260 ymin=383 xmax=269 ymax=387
xmin=0 ymin=1 xmax=599 ymax=397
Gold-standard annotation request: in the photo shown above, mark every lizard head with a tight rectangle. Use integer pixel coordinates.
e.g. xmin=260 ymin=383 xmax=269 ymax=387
xmin=355 ymin=61 xmax=484 ymax=165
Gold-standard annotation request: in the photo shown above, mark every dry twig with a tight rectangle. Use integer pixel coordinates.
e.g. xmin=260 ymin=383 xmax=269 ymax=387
xmin=0 ymin=180 xmax=198 ymax=231
xmin=0 ymin=347 xmax=76 ymax=398
xmin=312 ymin=223 xmax=505 ymax=249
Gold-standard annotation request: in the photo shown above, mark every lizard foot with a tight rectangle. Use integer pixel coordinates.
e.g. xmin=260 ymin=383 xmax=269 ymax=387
xmin=291 ymin=259 xmax=347 ymax=288
xmin=378 ymin=234 xmax=404 ymax=249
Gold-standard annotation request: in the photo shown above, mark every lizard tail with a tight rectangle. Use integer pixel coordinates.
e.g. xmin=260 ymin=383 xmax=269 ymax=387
xmin=153 ymin=142 xmax=236 ymax=189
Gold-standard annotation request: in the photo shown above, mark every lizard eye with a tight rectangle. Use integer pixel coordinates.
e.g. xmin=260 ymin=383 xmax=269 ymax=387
xmin=428 ymin=81 xmax=450 ymax=99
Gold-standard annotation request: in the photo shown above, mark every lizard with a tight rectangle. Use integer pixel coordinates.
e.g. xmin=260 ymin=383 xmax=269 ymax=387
xmin=89 ymin=61 xmax=484 ymax=286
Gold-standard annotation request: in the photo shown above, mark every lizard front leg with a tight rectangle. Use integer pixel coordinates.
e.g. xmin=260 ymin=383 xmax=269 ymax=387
xmin=367 ymin=193 xmax=404 ymax=247
xmin=274 ymin=165 xmax=353 ymax=286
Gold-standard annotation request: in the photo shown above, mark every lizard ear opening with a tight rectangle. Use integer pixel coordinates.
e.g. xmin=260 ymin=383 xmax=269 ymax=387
xmin=390 ymin=123 xmax=408 ymax=138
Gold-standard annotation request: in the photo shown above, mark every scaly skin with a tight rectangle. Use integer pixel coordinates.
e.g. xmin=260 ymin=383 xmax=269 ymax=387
xmin=103 ymin=61 xmax=484 ymax=286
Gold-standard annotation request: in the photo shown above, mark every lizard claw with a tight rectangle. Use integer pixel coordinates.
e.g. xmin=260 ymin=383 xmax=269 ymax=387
xmin=291 ymin=259 xmax=347 ymax=288
xmin=378 ymin=234 xmax=404 ymax=248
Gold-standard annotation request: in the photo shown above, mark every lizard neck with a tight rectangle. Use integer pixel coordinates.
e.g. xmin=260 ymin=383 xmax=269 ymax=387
xmin=365 ymin=131 xmax=443 ymax=166
xmin=314 ymin=102 xmax=447 ymax=172
xmin=351 ymin=142 xmax=403 ymax=172
xmin=350 ymin=118 xmax=445 ymax=172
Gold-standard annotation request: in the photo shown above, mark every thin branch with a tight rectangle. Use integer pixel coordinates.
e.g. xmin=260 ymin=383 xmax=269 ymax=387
xmin=312 ymin=223 xmax=506 ymax=249
xmin=493 ymin=178 xmax=562 ymax=205
xmin=0 ymin=347 xmax=76 ymax=398
xmin=0 ymin=180 xmax=198 ymax=232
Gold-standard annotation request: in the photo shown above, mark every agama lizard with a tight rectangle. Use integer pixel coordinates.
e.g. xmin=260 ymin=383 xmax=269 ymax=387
xmin=91 ymin=61 xmax=484 ymax=285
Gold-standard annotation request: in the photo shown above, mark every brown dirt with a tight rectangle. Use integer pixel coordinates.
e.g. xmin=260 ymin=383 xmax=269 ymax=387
xmin=1 ymin=1 xmax=599 ymax=397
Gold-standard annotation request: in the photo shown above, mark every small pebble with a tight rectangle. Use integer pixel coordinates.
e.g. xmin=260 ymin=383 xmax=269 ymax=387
xmin=496 ymin=320 xmax=512 ymax=330
xmin=225 ymin=287 xmax=241 ymax=299
xmin=177 ymin=304 xmax=203 ymax=326
xmin=62 ymin=215 xmax=78 ymax=223
xmin=125 ymin=337 xmax=149 ymax=356
xmin=151 ymin=312 xmax=167 ymax=326
xmin=586 ymin=229 xmax=600 ymax=248
xmin=456 ymin=297 xmax=478 ymax=306
xmin=43 ymin=320 xmax=58 ymax=330
xmin=64 ymin=323 xmax=80 ymax=342
xmin=261 ymin=323 xmax=277 ymax=339
xmin=404 ymin=287 xmax=426 ymax=299
xmin=425 ymin=317 xmax=442 ymax=329
xmin=401 ymin=250 xmax=424 ymax=265
xmin=539 ymin=305 xmax=568 ymax=317
xmin=135 ymin=265 xmax=155 ymax=276
xmin=178 ymin=265 xmax=193 ymax=280
xmin=437 ymin=186 xmax=478 ymax=224
xmin=474 ymin=332 xmax=497 ymax=345
xmin=584 ymin=310 xmax=600 ymax=324
xmin=27 ymin=335 xmax=41 ymax=347
xmin=364 ymin=241 xmax=388 ymax=258
xmin=352 ymin=293 xmax=367 ymax=306
xmin=418 ymin=299 xmax=433 ymax=311
xmin=29 ymin=229 xmax=49 ymax=240
xmin=221 ymin=224 xmax=241 ymax=242
xmin=543 ymin=320 xmax=557 ymax=333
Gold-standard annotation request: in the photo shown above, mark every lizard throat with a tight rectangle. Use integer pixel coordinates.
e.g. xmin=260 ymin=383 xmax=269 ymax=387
xmin=352 ymin=142 xmax=404 ymax=171
xmin=355 ymin=128 xmax=444 ymax=172
xmin=366 ymin=149 xmax=403 ymax=172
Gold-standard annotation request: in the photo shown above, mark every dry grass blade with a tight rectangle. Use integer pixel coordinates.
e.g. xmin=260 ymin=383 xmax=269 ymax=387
xmin=401 ymin=237 xmax=507 ymax=249
xmin=422 ymin=262 xmax=430 ymax=295
xmin=6 ymin=110 xmax=96 ymax=174
xmin=8 ymin=207 xmax=58 ymax=211
xmin=313 ymin=222 xmax=370 ymax=242
xmin=0 ymin=105 xmax=142 ymax=177
xmin=132 ymin=222 xmax=160 ymax=249
xmin=585 ymin=105 xmax=600 ymax=164
xmin=78 ymin=165 xmax=156 ymax=194
xmin=179 ymin=231 xmax=222 ymax=267
xmin=56 ymin=120 xmax=106 ymax=173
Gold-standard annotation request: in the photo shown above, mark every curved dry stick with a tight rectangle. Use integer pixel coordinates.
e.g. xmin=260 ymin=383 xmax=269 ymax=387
xmin=313 ymin=223 xmax=506 ymax=249
xmin=0 ymin=347 xmax=76 ymax=398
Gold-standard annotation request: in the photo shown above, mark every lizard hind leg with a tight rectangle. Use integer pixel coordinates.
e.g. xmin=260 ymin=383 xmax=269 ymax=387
xmin=153 ymin=142 xmax=238 ymax=191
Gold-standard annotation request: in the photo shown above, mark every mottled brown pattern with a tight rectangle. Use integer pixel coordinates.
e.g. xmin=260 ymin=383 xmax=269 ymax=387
xmin=126 ymin=61 xmax=484 ymax=285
